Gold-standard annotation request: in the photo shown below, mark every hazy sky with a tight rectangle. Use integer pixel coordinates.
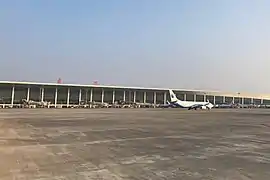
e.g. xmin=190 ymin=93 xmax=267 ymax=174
xmin=0 ymin=0 xmax=269 ymax=93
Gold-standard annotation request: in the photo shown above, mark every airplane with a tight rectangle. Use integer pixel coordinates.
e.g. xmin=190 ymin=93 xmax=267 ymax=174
xmin=214 ymin=101 xmax=236 ymax=108
xmin=168 ymin=89 xmax=214 ymax=110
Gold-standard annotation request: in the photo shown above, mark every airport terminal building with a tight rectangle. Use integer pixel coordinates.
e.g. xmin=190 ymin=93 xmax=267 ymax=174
xmin=0 ymin=81 xmax=270 ymax=107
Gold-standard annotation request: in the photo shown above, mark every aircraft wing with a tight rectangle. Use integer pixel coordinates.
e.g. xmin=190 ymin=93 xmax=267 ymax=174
xmin=166 ymin=101 xmax=177 ymax=108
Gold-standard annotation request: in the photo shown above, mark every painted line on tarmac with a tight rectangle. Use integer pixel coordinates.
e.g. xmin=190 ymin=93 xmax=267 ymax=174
xmin=4 ymin=135 xmax=184 ymax=149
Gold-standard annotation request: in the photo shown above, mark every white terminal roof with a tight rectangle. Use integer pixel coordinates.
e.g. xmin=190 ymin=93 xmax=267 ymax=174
xmin=0 ymin=80 xmax=269 ymax=100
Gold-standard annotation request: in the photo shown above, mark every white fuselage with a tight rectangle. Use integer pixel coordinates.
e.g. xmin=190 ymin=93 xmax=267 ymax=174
xmin=176 ymin=100 xmax=208 ymax=107
xmin=173 ymin=100 xmax=213 ymax=109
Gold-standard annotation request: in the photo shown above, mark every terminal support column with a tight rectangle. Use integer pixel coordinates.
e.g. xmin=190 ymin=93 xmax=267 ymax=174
xmin=184 ymin=94 xmax=187 ymax=101
xmin=153 ymin=92 xmax=156 ymax=105
xmin=193 ymin=94 xmax=196 ymax=102
xmin=213 ymin=96 xmax=216 ymax=104
xmin=79 ymin=89 xmax=82 ymax=104
xmin=90 ymin=89 xmax=93 ymax=102
xmin=41 ymin=88 xmax=44 ymax=102
xmin=251 ymin=98 xmax=254 ymax=104
xmin=101 ymin=89 xmax=104 ymax=103
xmin=133 ymin=91 xmax=136 ymax=103
xmin=54 ymin=88 xmax=58 ymax=107
xmin=123 ymin=91 xmax=126 ymax=102
xmin=203 ymin=94 xmax=206 ymax=102
xmin=27 ymin=87 xmax=30 ymax=101
xmin=67 ymin=88 xmax=70 ymax=107
xmin=143 ymin=92 xmax=146 ymax=103
xmin=163 ymin=92 xmax=167 ymax=104
xmin=261 ymin=99 xmax=264 ymax=104
xmin=223 ymin=96 xmax=225 ymax=103
xmin=241 ymin=98 xmax=244 ymax=105
xmin=11 ymin=86 xmax=15 ymax=106
xmin=232 ymin=97 xmax=235 ymax=104
xmin=112 ymin=90 xmax=115 ymax=104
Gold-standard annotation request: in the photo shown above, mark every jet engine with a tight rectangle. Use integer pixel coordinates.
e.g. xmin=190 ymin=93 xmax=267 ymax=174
xmin=201 ymin=106 xmax=207 ymax=110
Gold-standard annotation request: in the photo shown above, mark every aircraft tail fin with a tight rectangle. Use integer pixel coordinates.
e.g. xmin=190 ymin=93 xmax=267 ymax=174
xmin=169 ymin=89 xmax=179 ymax=102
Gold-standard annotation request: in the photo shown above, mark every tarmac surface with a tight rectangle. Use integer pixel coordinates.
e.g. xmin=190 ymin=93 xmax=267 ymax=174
xmin=0 ymin=108 xmax=270 ymax=180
